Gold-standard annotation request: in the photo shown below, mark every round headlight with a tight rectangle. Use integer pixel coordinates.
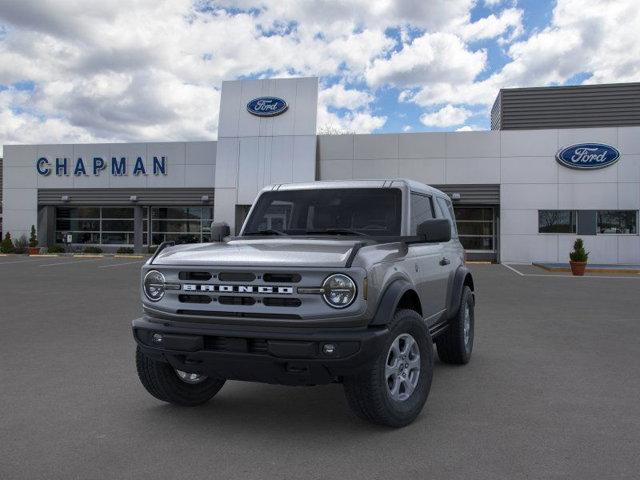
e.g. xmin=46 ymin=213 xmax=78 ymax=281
xmin=144 ymin=270 xmax=166 ymax=302
xmin=322 ymin=274 xmax=357 ymax=308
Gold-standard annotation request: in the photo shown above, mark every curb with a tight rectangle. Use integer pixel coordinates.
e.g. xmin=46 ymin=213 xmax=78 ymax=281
xmin=533 ymin=263 xmax=640 ymax=275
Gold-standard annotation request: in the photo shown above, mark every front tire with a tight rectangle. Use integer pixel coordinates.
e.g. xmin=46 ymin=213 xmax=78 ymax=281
xmin=343 ymin=309 xmax=433 ymax=427
xmin=135 ymin=346 xmax=226 ymax=406
xmin=436 ymin=285 xmax=474 ymax=364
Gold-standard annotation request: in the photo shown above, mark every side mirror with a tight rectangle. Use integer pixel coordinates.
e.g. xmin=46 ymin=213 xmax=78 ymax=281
xmin=210 ymin=222 xmax=230 ymax=242
xmin=417 ymin=219 xmax=451 ymax=243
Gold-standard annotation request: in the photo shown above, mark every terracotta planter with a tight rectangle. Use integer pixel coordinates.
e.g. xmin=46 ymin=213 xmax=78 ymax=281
xmin=28 ymin=246 xmax=40 ymax=255
xmin=569 ymin=260 xmax=587 ymax=276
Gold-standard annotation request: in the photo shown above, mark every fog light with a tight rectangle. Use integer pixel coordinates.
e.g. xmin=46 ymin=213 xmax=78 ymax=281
xmin=322 ymin=343 xmax=336 ymax=355
xmin=152 ymin=333 xmax=163 ymax=344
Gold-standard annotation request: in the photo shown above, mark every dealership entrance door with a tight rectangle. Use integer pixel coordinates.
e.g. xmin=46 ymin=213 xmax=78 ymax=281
xmin=454 ymin=206 xmax=498 ymax=262
xmin=435 ymin=184 xmax=500 ymax=263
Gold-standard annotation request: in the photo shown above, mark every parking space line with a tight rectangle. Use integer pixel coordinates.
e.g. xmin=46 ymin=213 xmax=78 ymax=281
xmin=38 ymin=258 xmax=103 ymax=267
xmin=98 ymin=260 xmax=146 ymax=269
xmin=502 ymin=263 xmax=524 ymax=276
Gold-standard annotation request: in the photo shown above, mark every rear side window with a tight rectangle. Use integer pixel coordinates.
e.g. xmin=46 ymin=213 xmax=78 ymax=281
xmin=436 ymin=197 xmax=458 ymax=238
xmin=410 ymin=193 xmax=435 ymax=235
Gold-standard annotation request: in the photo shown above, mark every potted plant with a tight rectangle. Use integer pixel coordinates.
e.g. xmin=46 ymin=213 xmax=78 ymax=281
xmin=28 ymin=225 xmax=40 ymax=255
xmin=569 ymin=238 xmax=589 ymax=276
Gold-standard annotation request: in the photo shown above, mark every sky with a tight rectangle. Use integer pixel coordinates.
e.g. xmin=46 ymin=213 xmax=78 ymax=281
xmin=0 ymin=0 xmax=638 ymax=154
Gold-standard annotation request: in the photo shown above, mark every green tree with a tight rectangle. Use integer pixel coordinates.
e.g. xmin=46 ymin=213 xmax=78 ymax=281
xmin=29 ymin=225 xmax=38 ymax=248
xmin=1 ymin=232 xmax=15 ymax=253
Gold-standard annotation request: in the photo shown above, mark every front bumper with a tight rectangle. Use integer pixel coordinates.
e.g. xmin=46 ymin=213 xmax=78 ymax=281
xmin=132 ymin=316 xmax=389 ymax=386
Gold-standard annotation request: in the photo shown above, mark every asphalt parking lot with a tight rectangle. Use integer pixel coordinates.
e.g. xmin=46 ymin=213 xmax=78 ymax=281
xmin=1 ymin=256 xmax=639 ymax=479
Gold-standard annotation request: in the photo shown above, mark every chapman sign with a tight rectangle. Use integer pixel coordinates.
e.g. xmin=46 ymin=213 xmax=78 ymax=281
xmin=556 ymin=143 xmax=620 ymax=170
xmin=246 ymin=97 xmax=288 ymax=117
xmin=36 ymin=156 xmax=167 ymax=177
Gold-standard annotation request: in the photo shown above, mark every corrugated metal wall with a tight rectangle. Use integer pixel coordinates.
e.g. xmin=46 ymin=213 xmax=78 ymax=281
xmin=434 ymin=184 xmax=499 ymax=205
xmin=492 ymin=83 xmax=640 ymax=130
xmin=38 ymin=188 xmax=215 ymax=206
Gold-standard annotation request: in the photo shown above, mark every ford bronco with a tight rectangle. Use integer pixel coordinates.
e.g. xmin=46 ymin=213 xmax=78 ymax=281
xmin=132 ymin=179 xmax=475 ymax=427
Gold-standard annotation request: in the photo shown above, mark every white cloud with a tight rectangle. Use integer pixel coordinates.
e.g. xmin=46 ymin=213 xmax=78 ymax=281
xmin=420 ymin=105 xmax=472 ymax=127
xmin=0 ymin=0 xmax=638 ymax=148
xmin=317 ymin=106 xmax=386 ymax=134
xmin=404 ymin=0 xmax=640 ymax=111
xmin=402 ymin=125 xmax=413 ymax=132
xmin=459 ymin=8 xmax=523 ymax=42
xmin=366 ymin=32 xmax=486 ymax=88
xmin=456 ymin=125 xmax=484 ymax=132
xmin=319 ymin=84 xmax=373 ymax=110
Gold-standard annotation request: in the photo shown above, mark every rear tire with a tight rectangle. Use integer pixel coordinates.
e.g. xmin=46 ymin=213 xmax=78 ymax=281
xmin=436 ymin=286 xmax=474 ymax=365
xmin=135 ymin=346 xmax=226 ymax=406
xmin=343 ymin=309 xmax=433 ymax=427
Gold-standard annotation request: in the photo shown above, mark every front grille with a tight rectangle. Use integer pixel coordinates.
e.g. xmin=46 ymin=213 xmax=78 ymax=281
xmin=263 ymin=273 xmax=301 ymax=283
xmin=218 ymin=272 xmax=256 ymax=282
xmin=219 ymin=296 xmax=256 ymax=306
xmin=263 ymin=297 xmax=302 ymax=307
xmin=167 ymin=269 xmax=335 ymax=320
xmin=179 ymin=294 xmax=212 ymax=304
xmin=179 ymin=271 xmax=212 ymax=281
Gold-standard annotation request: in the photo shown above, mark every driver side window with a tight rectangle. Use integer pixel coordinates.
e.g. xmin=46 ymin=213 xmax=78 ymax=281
xmin=410 ymin=193 xmax=435 ymax=235
xmin=436 ymin=197 xmax=458 ymax=238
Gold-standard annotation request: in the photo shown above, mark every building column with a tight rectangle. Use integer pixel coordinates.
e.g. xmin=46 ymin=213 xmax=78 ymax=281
xmin=37 ymin=206 xmax=56 ymax=247
xmin=133 ymin=206 xmax=144 ymax=253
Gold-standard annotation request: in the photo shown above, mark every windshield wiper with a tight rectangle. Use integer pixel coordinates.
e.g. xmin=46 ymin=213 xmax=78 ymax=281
xmin=306 ymin=228 xmax=367 ymax=236
xmin=243 ymin=229 xmax=287 ymax=236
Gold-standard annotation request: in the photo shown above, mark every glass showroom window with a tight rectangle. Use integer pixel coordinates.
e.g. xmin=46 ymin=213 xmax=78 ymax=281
xmin=454 ymin=207 xmax=494 ymax=251
xmin=101 ymin=207 xmax=135 ymax=244
xmin=55 ymin=207 xmax=136 ymax=244
xmin=56 ymin=207 xmax=101 ymax=244
xmin=538 ymin=210 xmax=577 ymax=233
xmin=597 ymin=211 xmax=638 ymax=234
xmin=150 ymin=206 xmax=214 ymax=245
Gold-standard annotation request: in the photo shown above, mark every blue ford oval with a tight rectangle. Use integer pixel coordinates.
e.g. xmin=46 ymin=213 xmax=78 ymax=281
xmin=247 ymin=97 xmax=288 ymax=117
xmin=556 ymin=143 xmax=620 ymax=170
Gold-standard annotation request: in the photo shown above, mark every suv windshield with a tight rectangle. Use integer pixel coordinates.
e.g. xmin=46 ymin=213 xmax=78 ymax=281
xmin=242 ymin=188 xmax=402 ymax=236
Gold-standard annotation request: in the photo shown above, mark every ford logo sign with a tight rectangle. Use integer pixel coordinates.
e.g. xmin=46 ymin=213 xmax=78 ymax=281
xmin=247 ymin=97 xmax=288 ymax=117
xmin=556 ymin=143 xmax=620 ymax=170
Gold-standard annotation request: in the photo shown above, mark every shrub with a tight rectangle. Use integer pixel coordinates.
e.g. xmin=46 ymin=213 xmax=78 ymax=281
xmin=47 ymin=244 xmax=66 ymax=254
xmin=116 ymin=247 xmax=135 ymax=254
xmin=569 ymin=238 xmax=589 ymax=262
xmin=29 ymin=225 xmax=38 ymax=248
xmin=14 ymin=235 xmax=29 ymax=254
xmin=83 ymin=246 xmax=103 ymax=254
xmin=1 ymin=233 xmax=15 ymax=253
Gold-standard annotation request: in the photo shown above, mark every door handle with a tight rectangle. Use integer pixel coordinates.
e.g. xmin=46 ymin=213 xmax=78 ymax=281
xmin=439 ymin=257 xmax=450 ymax=266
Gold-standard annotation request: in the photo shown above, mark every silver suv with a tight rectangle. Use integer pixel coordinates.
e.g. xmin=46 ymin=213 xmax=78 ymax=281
xmin=132 ymin=179 xmax=475 ymax=427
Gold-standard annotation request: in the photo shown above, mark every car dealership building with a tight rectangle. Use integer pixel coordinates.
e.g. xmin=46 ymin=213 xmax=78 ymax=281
xmin=2 ymin=78 xmax=639 ymax=264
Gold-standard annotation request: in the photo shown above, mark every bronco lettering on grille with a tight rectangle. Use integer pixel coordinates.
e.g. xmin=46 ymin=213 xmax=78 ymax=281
xmin=182 ymin=284 xmax=294 ymax=294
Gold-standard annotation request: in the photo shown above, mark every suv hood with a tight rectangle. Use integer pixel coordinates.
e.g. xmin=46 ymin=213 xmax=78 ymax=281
xmin=151 ymin=238 xmax=362 ymax=268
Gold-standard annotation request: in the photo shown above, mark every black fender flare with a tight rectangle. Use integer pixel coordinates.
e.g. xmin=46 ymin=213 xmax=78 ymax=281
xmin=369 ymin=279 xmax=417 ymax=326
xmin=447 ymin=266 xmax=475 ymax=319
